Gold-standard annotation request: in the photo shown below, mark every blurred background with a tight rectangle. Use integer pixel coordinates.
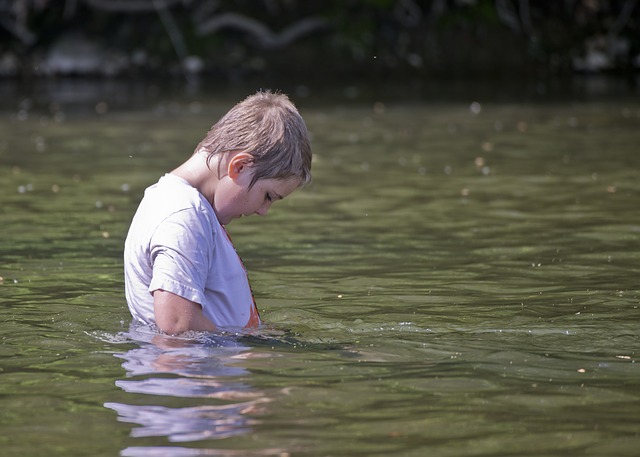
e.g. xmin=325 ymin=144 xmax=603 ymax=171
xmin=1 ymin=0 xmax=639 ymax=97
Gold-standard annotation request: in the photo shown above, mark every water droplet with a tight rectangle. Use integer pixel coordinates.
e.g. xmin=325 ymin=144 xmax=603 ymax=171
xmin=95 ymin=101 xmax=109 ymax=114
xmin=373 ymin=102 xmax=385 ymax=115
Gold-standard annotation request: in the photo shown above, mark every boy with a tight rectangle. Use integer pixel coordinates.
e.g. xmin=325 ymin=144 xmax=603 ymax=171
xmin=124 ymin=91 xmax=312 ymax=335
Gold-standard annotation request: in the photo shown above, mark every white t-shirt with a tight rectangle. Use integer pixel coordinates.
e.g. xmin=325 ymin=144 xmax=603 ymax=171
xmin=124 ymin=174 xmax=260 ymax=329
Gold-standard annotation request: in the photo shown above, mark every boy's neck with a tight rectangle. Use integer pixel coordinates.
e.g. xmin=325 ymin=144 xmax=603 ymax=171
xmin=171 ymin=151 xmax=222 ymax=203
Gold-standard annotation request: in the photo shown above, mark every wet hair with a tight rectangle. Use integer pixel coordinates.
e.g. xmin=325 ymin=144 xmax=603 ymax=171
xmin=195 ymin=90 xmax=312 ymax=188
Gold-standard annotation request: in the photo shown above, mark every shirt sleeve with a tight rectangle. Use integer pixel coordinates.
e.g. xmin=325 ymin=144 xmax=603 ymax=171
xmin=148 ymin=208 xmax=213 ymax=305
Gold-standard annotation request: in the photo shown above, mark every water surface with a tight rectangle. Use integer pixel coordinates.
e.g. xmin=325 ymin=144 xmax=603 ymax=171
xmin=1 ymin=81 xmax=639 ymax=456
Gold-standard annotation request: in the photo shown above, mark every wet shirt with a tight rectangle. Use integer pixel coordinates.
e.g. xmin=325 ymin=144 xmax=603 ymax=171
xmin=124 ymin=174 xmax=260 ymax=329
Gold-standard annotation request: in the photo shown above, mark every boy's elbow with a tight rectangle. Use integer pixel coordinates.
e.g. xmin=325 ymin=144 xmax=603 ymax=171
xmin=153 ymin=290 xmax=216 ymax=334
xmin=153 ymin=289 xmax=195 ymax=335
xmin=157 ymin=315 xmax=216 ymax=335
xmin=155 ymin=313 xmax=188 ymax=335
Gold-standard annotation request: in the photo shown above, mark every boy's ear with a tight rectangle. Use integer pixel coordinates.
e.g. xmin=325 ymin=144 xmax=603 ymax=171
xmin=227 ymin=152 xmax=254 ymax=180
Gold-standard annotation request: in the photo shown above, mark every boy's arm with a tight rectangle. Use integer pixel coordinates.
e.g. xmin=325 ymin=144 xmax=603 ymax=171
xmin=153 ymin=289 xmax=216 ymax=335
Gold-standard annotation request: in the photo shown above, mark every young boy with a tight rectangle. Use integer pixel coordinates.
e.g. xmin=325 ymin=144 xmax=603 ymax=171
xmin=124 ymin=91 xmax=312 ymax=335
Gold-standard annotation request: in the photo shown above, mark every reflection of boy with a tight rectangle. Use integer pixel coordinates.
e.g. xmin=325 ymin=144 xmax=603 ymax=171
xmin=124 ymin=91 xmax=312 ymax=335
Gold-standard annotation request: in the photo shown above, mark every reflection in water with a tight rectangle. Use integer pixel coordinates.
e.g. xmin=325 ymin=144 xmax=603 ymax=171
xmin=105 ymin=324 xmax=270 ymax=454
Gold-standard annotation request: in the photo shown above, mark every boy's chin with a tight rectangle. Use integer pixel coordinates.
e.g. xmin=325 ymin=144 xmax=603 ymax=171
xmin=224 ymin=215 xmax=243 ymax=225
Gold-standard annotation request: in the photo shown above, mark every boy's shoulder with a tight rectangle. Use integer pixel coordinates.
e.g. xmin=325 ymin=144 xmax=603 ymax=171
xmin=149 ymin=174 xmax=200 ymax=205
xmin=141 ymin=174 xmax=217 ymax=227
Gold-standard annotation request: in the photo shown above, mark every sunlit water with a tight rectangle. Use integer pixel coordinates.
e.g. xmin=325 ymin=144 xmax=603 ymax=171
xmin=1 ymin=80 xmax=639 ymax=456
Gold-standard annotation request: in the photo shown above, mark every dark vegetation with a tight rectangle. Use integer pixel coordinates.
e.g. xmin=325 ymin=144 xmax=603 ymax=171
xmin=0 ymin=0 xmax=639 ymax=84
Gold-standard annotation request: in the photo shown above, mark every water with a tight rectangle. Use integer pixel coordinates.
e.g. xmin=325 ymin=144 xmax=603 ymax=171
xmin=1 ymin=80 xmax=639 ymax=456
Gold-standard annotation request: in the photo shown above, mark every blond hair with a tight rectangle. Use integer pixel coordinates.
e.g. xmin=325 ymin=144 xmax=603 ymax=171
xmin=196 ymin=90 xmax=312 ymax=188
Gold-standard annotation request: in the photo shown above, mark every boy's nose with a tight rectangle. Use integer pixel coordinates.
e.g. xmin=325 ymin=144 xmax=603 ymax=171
xmin=255 ymin=203 xmax=270 ymax=216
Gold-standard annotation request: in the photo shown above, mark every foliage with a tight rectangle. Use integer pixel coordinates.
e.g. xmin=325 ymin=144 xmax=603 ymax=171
xmin=0 ymin=0 xmax=638 ymax=80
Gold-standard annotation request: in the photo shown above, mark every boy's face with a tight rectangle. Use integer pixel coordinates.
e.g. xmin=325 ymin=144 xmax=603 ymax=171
xmin=213 ymin=164 xmax=301 ymax=225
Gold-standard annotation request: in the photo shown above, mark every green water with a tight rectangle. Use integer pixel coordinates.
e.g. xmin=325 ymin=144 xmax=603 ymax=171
xmin=1 ymin=81 xmax=639 ymax=456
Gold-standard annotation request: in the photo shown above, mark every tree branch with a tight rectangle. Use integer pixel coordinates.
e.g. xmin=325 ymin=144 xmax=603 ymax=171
xmin=518 ymin=0 xmax=533 ymax=37
xmin=154 ymin=0 xmax=188 ymax=59
xmin=495 ymin=0 xmax=520 ymax=33
xmin=195 ymin=12 xmax=329 ymax=49
xmin=0 ymin=16 xmax=36 ymax=45
xmin=82 ymin=0 xmax=182 ymax=13
xmin=609 ymin=0 xmax=637 ymax=37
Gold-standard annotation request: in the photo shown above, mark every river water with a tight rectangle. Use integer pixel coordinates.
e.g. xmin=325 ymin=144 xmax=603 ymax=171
xmin=1 ymin=79 xmax=639 ymax=456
